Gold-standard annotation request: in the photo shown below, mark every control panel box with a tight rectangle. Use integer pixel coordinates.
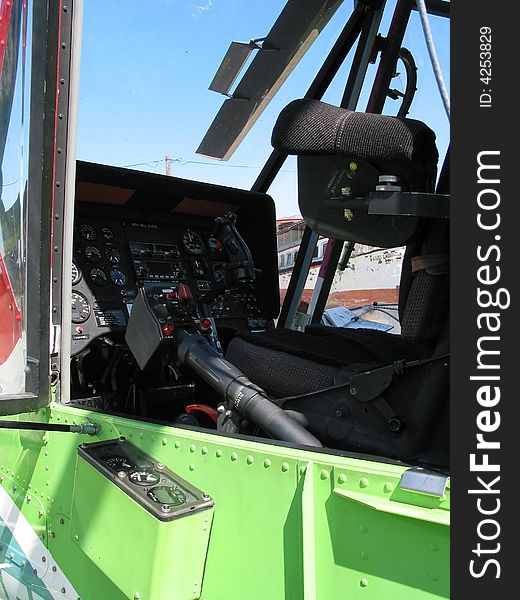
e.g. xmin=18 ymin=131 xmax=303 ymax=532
xmin=71 ymin=438 xmax=214 ymax=599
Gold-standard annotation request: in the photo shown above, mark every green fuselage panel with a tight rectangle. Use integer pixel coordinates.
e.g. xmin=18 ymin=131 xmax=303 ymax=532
xmin=0 ymin=406 xmax=449 ymax=599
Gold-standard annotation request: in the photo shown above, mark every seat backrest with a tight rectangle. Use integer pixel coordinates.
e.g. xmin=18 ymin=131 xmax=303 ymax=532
xmin=272 ymin=98 xmax=448 ymax=350
xmin=272 ymin=98 xmax=439 ymax=248
xmin=398 ymin=154 xmax=450 ymax=348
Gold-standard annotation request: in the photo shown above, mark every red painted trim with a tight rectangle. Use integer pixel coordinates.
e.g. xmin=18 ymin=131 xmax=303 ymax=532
xmin=0 ymin=252 xmax=22 ymax=364
xmin=0 ymin=0 xmax=14 ymax=75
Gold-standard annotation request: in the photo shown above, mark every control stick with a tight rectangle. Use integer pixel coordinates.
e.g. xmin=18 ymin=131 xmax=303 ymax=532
xmin=201 ymin=212 xmax=256 ymax=305
xmin=173 ymin=329 xmax=323 ymax=448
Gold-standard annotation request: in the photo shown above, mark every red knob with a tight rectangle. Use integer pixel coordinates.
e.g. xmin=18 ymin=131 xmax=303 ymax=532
xmin=162 ymin=323 xmax=175 ymax=336
xmin=200 ymin=318 xmax=212 ymax=332
xmin=166 ymin=291 xmax=177 ymax=301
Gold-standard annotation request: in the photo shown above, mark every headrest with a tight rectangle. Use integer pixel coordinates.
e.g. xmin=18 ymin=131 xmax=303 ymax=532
xmin=272 ymin=98 xmax=438 ymax=189
xmin=272 ymin=99 xmax=440 ymax=247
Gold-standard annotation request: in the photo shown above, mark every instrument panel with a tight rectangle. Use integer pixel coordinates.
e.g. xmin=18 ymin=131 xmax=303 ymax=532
xmin=71 ymin=212 xmax=266 ymax=354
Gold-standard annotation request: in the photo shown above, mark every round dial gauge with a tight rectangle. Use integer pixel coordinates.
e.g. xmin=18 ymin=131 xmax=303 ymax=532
xmin=72 ymin=261 xmax=81 ymax=285
xmin=84 ymin=245 xmax=102 ymax=263
xmin=105 ymin=456 xmax=133 ymax=471
xmin=110 ymin=268 xmax=127 ymax=286
xmin=129 ymin=470 xmax=160 ymax=486
xmin=208 ymin=235 xmax=223 ymax=253
xmin=191 ymin=259 xmax=208 ymax=277
xmin=90 ymin=268 xmax=107 ymax=286
xmin=182 ymin=229 xmax=205 ymax=255
xmin=71 ymin=291 xmax=90 ymax=324
xmin=105 ymin=247 xmax=121 ymax=264
xmin=212 ymin=263 xmax=226 ymax=282
xmin=102 ymin=227 xmax=114 ymax=241
xmin=80 ymin=224 xmax=96 ymax=241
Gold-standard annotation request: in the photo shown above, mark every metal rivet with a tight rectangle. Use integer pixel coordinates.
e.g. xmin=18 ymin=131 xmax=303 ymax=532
xmin=264 ymin=459 xmax=271 ymax=468
xmin=162 ymin=438 xmax=167 ymax=446
xmin=246 ymin=455 xmax=254 ymax=465
xmin=360 ymin=578 xmax=368 ymax=587
xmin=174 ymin=441 xmax=180 ymax=448
xmin=216 ymin=449 xmax=222 ymax=458
xmin=429 ymin=543 xmax=438 ymax=552
xmin=190 ymin=444 xmax=196 ymax=453
xmin=359 ymin=525 xmax=368 ymax=534
xmin=383 ymin=482 xmax=394 ymax=493
xmin=201 ymin=447 xmax=208 ymax=455
xmin=338 ymin=474 xmax=347 ymax=484
xmin=281 ymin=462 xmax=289 ymax=472
xmin=360 ymin=478 xmax=369 ymax=488
xmin=189 ymin=463 xmax=195 ymax=471
xmin=428 ymin=572 xmax=439 ymax=582
xmin=361 ymin=551 xmax=368 ymax=560
xmin=230 ymin=452 xmax=238 ymax=461
xmin=320 ymin=470 xmax=329 ymax=480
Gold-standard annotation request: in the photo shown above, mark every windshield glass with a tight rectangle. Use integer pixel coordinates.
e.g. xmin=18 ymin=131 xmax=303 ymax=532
xmin=77 ymin=1 xmax=450 ymax=331
xmin=78 ymin=0 xmax=353 ymax=195
xmin=78 ymin=1 xmax=449 ymax=215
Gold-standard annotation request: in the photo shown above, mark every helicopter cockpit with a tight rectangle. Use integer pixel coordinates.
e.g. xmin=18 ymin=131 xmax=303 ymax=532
xmin=64 ymin=0 xmax=450 ymax=469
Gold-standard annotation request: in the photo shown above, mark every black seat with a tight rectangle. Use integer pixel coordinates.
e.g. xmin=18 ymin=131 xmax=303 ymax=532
xmin=226 ymin=99 xmax=449 ymax=465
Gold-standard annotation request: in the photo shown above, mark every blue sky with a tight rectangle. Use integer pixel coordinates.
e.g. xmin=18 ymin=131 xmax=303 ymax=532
xmin=77 ymin=0 xmax=450 ymax=217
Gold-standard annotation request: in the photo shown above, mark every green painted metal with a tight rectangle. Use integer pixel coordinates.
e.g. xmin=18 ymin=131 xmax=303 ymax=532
xmin=71 ymin=455 xmax=213 ymax=599
xmin=0 ymin=405 xmax=449 ymax=599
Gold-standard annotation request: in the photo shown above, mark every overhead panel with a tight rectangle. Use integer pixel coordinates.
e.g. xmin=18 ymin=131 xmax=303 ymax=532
xmin=196 ymin=0 xmax=345 ymax=160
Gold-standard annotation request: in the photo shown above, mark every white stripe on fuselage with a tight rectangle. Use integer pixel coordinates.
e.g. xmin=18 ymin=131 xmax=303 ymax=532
xmin=0 ymin=486 xmax=79 ymax=599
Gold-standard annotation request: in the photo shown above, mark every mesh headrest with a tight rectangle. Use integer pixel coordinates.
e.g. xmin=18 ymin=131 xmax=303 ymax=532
xmin=272 ymin=98 xmax=438 ymax=189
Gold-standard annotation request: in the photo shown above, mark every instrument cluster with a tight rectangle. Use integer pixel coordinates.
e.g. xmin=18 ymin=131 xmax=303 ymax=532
xmin=71 ymin=213 xmax=265 ymax=354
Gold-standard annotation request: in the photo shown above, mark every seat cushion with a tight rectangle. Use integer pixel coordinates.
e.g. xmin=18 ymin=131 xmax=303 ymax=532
xmin=225 ymin=326 xmax=424 ymax=398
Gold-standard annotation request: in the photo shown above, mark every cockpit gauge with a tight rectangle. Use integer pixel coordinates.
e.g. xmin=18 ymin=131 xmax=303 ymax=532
xmin=72 ymin=261 xmax=81 ymax=285
xmin=208 ymin=235 xmax=223 ymax=254
xmin=212 ymin=263 xmax=226 ymax=282
xmin=71 ymin=291 xmax=91 ymax=324
xmin=191 ymin=259 xmax=208 ymax=277
xmin=106 ymin=247 xmax=121 ymax=264
xmin=129 ymin=470 xmax=160 ymax=487
xmin=90 ymin=268 xmax=107 ymax=286
xmin=80 ymin=223 xmax=96 ymax=241
xmin=102 ymin=227 xmax=114 ymax=241
xmin=110 ymin=268 xmax=128 ymax=286
xmin=147 ymin=485 xmax=186 ymax=506
xmin=105 ymin=456 xmax=133 ymax=471
xmin=85 ymin=245 xmax=102 ymax=263
xmin=182 ymin=229 xmax=205 ymax=255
